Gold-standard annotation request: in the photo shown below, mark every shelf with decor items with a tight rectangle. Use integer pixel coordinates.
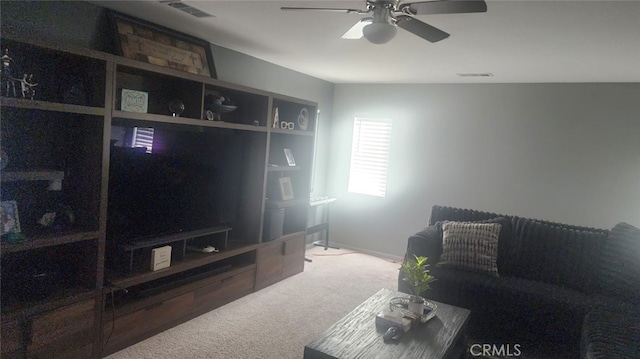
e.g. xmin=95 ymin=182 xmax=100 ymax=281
xmin=263 ymin=123 xmax=317 ymax=239
xmin=0 ymin=37 xmax=108 ymax=359
xmin=256 ymin=99 xmax=317 ymax=290
xmin=0 ymin=107 xmax=105 ymax=242
xmin=1 ymin=34 xmax=318 ymax=358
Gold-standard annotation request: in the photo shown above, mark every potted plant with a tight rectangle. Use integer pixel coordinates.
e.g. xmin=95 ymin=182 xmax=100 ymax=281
xmin=399 ymin=255 xmax=436 ymax=315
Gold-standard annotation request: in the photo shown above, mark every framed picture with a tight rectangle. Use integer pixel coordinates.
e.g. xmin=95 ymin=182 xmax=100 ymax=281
xmin=1 ymin=200 xmax=21 ymax=235
xmin=279 ymin=177 xmax=295 ymax=201
xmin=284 ymin=148 xmax=296 ymax=166
xmin=110 ymin=11 xmax=217 ymax=78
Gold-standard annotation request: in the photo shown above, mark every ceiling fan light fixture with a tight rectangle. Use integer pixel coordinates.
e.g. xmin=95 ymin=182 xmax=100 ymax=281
xmin=362 ymin=22 xmax=397 ymax=44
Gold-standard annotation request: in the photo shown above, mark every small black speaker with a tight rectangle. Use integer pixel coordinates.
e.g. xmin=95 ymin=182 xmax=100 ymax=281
xmin=263 ymin=208 xmax=284 ymax=241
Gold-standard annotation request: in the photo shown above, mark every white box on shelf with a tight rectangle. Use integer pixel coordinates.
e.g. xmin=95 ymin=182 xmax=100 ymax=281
xmin=151 ymin=245 xmax=172 ymax=271
xmin=121 ymin=89 xmax=148 ymax=113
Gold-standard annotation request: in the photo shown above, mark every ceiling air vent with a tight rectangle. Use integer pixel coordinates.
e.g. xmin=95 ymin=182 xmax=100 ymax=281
xmin=457 ymin=73 xmax=494 ymax=77
xmin=160 ymin=1 xmax=214 ymax=18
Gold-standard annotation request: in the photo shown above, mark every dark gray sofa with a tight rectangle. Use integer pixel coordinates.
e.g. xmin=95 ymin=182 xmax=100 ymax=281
xmin=398 ymin=205 xmax=640 ymax=358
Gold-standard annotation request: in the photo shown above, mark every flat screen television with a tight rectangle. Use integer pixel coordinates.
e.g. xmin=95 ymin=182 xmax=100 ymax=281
xmin=106 ymin=125 xmax=238 ymax=254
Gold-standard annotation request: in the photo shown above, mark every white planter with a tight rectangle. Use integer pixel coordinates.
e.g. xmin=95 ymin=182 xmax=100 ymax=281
xmin=408 ymin=296 xmax=424 ymax=316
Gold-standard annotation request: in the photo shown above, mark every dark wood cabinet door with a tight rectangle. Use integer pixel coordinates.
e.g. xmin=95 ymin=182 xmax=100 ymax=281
xmin=26 ymin=299 xmax=96 ymax=359
xmin=282 ymin=235 xmax=305 ymax=278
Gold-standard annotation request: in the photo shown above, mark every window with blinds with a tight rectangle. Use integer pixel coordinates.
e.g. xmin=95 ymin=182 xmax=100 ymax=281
xmin=348 ymin=117 xmax=393 ymax=197
xmin=131 ymin=127 xmax=155 ymax=153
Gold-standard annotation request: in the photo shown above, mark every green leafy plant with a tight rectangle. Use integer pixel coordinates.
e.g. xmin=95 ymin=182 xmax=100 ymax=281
xmin=400 ymin=255 xmax=436 ymax=297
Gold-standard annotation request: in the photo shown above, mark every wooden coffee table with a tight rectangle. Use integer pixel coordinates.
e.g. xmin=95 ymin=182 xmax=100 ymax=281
xmin=304 ymin=288 xmax=470 ymax=359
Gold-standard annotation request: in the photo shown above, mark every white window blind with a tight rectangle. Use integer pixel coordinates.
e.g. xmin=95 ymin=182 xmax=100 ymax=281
xmin=348 ymin=117 xmax=393 ymax=197
xmin=131 ymin=127 xmax=155 ymax=154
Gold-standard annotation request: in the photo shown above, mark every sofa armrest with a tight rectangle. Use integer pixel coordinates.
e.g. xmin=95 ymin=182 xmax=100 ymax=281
xmin=404 ymin=225 xmax=443 ymax=264
xmin=398 ymin=225 xmax=443 ymax=295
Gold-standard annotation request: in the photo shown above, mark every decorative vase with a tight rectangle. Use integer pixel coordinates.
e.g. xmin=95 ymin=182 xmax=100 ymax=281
xmin=168 ymin=99 xmax=185 ymax=117
xmin=408 ymin=295 xmax=424 ymax=316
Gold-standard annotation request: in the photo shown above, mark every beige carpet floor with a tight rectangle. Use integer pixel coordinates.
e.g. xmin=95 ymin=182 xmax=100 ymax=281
xmin=105 ymin=246 xmax=401 ymax=359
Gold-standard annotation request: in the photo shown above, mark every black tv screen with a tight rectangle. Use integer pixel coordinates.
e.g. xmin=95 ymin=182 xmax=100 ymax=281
xmin=106 ymin=125 xmax=238 ymax=247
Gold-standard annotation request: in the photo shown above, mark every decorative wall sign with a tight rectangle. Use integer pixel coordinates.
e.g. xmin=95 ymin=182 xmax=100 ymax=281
xmin=110 ymin=11 xmax=217 ymax=78
xmin=121 ymin=89 xmax=148 ymax=113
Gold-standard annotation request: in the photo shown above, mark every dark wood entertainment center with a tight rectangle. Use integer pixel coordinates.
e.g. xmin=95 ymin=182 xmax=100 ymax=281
xmin=0 ymin=36 xmax=316 ymax=358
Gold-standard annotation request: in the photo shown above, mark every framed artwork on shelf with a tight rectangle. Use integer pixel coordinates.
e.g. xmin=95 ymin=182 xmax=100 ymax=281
xmin=279 ymin=177 xmax=295 ymax=201
xmin=284 ymin=148 xmax=296 ymax=166
xmin=0 ymin=200 xmax=21 ymax=235
xmin=110 ymin=11 xmax=217 ymax=78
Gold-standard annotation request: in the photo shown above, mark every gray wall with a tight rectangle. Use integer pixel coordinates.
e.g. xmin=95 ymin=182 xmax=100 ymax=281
xmin=328 ymin=83 xmax=640 ymax=258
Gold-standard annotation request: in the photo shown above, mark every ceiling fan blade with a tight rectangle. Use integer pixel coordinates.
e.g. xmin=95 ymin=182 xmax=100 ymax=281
xmin=341 ymin=18 xmax=373 ymax=39
xmin=281 ymin=7 xmax=368 ymax=14
xmin=395 ymin=15 xmax=450 ymax=42
xmin=402 ymin=0 xmax=487 ymax=15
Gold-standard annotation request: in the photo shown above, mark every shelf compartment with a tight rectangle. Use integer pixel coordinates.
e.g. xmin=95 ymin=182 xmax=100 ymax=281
xmin=0 ymin=97 xmax=105 ymax=116
xmin=0 ymin=38 xmax=106 ymax=107
xmin=1 ymin=170 xmax=64 ymax=182
xmin=204 ymin=85 xmax=269 ymax=126
xmin=1 ymin=239 xmax=99 ymax=314
xmin=269 ymin=127 xmax=314 ymax=137
xmin=116 ymin=226 xmax=232 ymax=274
xmin=271 ymin=97 xmax=317 ymax=134
xmin=0 ymin=289 xmax=96 ymax=320
xmin=120 ymin=226 xmax=231 ymax=252
xmin=265 ymin=198 xmax=309 ymax=210
xmin=1 ymin=170 xmax=64 ymax=191
xmin=115 ymin=65 xmax=203 ymax=119
xmin=106 ymin=263 xmax=255 ymax=316
xmin=106 ymin=242 xmax=258 ymax=288
xmin=112 ymin=110 xmax=267 ymax=133
xmin=267 ymin=165 xmax=301 ymax=172
xmin=101 ymin=264 xmax=255 ymax=355
xmin=1 ymin=108 xmax=104 ymax=236
xmin=0 ymin=230 xmax=100 ymax=253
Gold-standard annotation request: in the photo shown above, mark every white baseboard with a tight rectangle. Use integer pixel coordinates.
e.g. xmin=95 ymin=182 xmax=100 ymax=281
xmin=307 ymin=241 xmax=404 ymax=263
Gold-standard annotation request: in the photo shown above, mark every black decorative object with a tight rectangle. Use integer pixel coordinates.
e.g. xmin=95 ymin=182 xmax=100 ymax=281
xmin=204 ymin=94 xmax=236 ymax=121
xmin=62 ymin=76 xmax=87 ymax=105
xmin=168 ymin=99 xmax=185 ymax=117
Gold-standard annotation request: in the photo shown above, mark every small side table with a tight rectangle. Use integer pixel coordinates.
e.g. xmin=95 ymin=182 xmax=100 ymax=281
xmin=307 ymin=196 xmax=337 ymax=252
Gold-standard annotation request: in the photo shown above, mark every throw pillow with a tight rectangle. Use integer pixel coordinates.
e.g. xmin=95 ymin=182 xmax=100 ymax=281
xmin=437 ymin=221 xmax=501 ymax=277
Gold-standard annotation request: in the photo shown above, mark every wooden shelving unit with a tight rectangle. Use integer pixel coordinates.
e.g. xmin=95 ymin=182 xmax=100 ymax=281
xmin=1 ymin=35 xmax=317 ymax=358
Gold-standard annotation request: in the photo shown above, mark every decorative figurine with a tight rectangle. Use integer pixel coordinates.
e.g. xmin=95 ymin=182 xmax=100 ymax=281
xmin=1 ymin=48 xmax=18 ymax=97
xmin=20 ymin=73 xmax=37 ymax=99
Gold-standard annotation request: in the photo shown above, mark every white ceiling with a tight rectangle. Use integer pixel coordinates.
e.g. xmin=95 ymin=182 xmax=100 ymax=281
xmin=92 ymin=0 xmax=640 ymax=84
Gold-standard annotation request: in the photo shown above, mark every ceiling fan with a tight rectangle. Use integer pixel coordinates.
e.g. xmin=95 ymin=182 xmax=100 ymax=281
xmin=281 ymin=0 xmax=487 ymax=44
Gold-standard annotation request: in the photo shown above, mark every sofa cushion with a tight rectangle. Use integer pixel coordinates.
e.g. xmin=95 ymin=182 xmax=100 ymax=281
xmin=592 ymin=222 xmax=640 ymax=304
xmin=505 ymin=218 xmax=606 ymax=293
xmin=438 ymin=221 xmax=500 ymax=277
xmin=427 ymin=266 xmax=504 ymax=310
xmin=581 ymin=306 xmax=640 ymax=359
xmin=498 ymin=276 xmax=596 ymax=346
